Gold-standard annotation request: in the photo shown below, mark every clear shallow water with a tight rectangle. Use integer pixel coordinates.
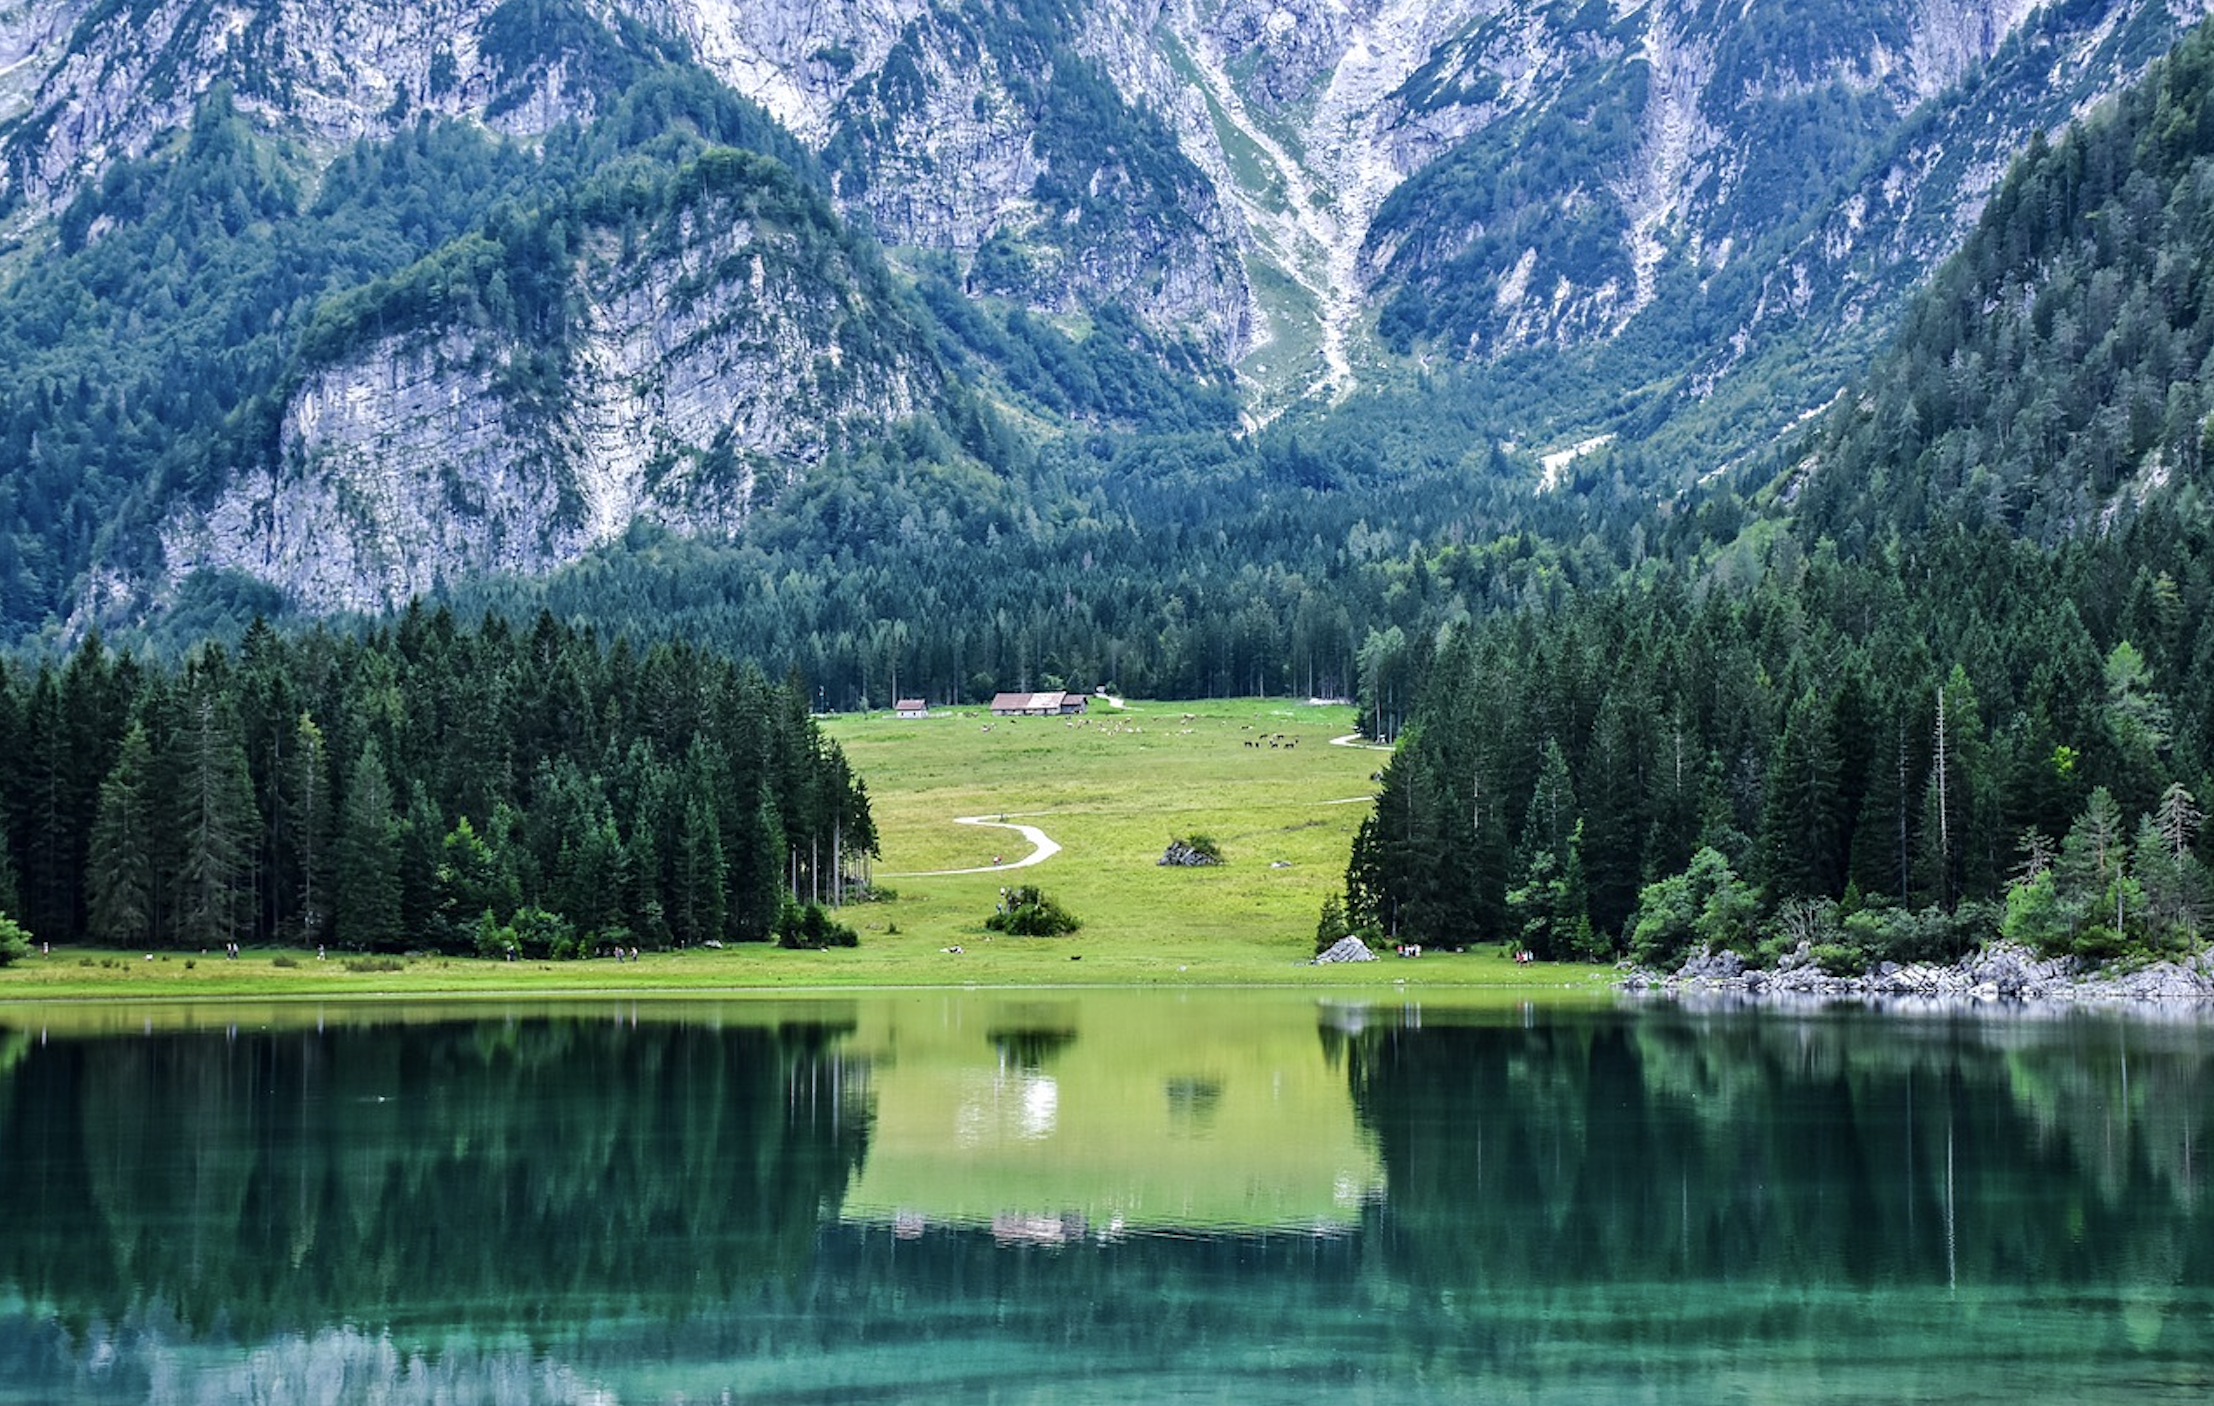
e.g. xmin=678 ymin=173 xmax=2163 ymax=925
xmin=0 ymin=992 xmax=2210 ymax=1403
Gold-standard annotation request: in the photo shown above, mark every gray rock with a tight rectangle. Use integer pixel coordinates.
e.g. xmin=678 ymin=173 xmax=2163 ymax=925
xmin=1313 ymin=936 xmax=1378 ymax=964
xmin=1158 ymin=841 xmax=1222 ymax=867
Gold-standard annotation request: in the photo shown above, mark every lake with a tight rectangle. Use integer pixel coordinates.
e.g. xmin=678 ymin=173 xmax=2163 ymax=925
xmin=1 ymin=991 xmax=2210 ymax=1403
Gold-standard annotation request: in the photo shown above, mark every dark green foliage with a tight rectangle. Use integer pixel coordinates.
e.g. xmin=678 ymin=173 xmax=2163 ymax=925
xmin=0 ymin=97 xmax=548 ymax=628
xmin=985 ymin=883 xmax=1080 ymax=936
xmin=0 ymin=610 xmax=874 ymax=952
xmin=478 ymin=0 xmax=690 ymax=121
xmin=0 ymin=56 xmax=830 ymax=638
xmin=87 ymin=723 xmax=157 ymax=945
xmin=422 ymin=402 xmax=1630 ymax=714
xmin=1795 ymin=19 xmax=2214 ymax=548
xmin=0 ymin=1017 xmax=872 ymax=1333
xmin=1348 ymin=22 xmax=2214 ymax=966
xmin=1348 ymin=517 xmax=2214 ymax=963
xmin=917 ymin=277 xmax=1238 ymax=432
xmin=1626 ymin=848 xmax=1758 ymax=970
xmin=334 ymin=743 xmax=403 ymax=951
xmin=775 ymin=900 xmax=859 ymax=949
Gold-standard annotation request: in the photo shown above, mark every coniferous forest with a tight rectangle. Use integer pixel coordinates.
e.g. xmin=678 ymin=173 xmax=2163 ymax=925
xmin=1341 ymin=519 xmax=2214 ymax=969
xmin=1342 ymin=22 xmax=2214 ymax=969
xmin=0 ymin=610 xmax=874 ymax=955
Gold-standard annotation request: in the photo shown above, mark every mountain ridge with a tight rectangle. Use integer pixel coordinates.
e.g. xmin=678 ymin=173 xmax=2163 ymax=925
xmin=3 ymin=0 xmax=2214 ymax=633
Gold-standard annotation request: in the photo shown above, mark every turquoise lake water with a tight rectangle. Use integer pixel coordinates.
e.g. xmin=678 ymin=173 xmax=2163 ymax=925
xmin=0 ymin=992 xmax=2209 ymax=1403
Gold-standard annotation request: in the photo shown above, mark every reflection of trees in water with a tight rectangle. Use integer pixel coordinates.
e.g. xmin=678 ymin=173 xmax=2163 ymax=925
xmin=986 ymin=1025 xmax=1079 ymax=1072
xmin=984 ymin=999 xmax=1081 ymax=1072
xmin=0 ymin=1017 xmax=873 ymax=1338
xmin=1342 ymin=1006 xmax=2214 ymax=1344
xmin=6 ymin=1005 xmax=2213 ymax=1400
xmin=1164 ymin=1077 xmax=1224 ymax=1136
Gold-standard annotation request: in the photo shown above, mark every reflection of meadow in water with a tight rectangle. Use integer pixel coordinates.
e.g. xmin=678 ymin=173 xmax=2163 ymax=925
xmin=0 ymin=996 xmax=2210 ymax=1403
xmin=837 ymin=992 xmax=1383 ymax=1235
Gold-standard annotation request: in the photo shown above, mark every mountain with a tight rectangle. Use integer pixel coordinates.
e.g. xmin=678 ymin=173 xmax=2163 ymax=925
xmin=166 ymin=146 xmax=942 ymax=613
xmin=3 ymin=0 xmax=2214 ymax=634
xmin=1342 ymin=17 xmax=2214 ymax=969
xmin=1785 ymin=15 xmax=2214 ymax=550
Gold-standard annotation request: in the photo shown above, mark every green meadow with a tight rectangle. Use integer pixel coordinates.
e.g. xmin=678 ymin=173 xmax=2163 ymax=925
xmin=2 ymin=699 xmax=1607 ymax=999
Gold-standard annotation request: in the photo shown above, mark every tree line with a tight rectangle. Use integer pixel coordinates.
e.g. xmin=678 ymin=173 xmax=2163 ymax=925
xmin=0 ymin=608 xmax=874 ymax=954
xmin=1341 ymin=519 xmax=2214 ymax=970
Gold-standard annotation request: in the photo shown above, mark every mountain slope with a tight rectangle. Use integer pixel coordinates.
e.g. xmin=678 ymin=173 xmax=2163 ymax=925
xmin=13 ymin=1 xmax=2211 ymax=423
xmin=6 ymin=1 xmax=2214 ymax=636
xmin=1788 ymin=14 xmax=2214 ymax=549
xmin=1343 ymin=19 xmax=2214 ymax=963
xmin=163 ymin=147 xmax=943 ymax=613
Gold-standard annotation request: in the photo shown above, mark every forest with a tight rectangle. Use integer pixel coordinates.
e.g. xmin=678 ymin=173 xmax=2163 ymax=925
xmin=1341 ymin=20 xmax=2214 ymax=969
xmin=1339 ymin=518 xmax=2214 ymax=969
xmin=0 ymin=609 xmax=875 ymax=956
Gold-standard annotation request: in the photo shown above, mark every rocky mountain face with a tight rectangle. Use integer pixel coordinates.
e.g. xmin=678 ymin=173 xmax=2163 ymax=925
xmin=0 ymin=0 xmax=1255 ymax=358
xmin=1357 ymin=0 xmax=2214 ymax=421
xmin=9 ymin=1 xmax=2207 ymax=392
xmin=163 ymin=149 xmax=940 ymax=612
xmin=4 ymin=0 xmax=2214 ymax=618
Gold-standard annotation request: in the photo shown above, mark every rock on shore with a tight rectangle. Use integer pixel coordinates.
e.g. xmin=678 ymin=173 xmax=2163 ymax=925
xmin=1638 ymin=941 xmax=2214 ymax=1003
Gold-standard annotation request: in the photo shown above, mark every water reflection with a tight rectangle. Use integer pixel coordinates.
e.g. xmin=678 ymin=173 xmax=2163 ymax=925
xmin=0 ymin=995 xmax=2209 ymax=1403
xmin=839 ymin=993 xmax=1382 ymax=1236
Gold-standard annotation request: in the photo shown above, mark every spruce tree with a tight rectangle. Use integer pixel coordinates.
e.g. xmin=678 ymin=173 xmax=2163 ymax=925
xmin=172 ymin=689 xmax=256 ymax=948
xmin=1759 ymin=688 xmax=1846 ymax=900
xmin=291 ymin=714 xmax=333 ymax=945
xmin=335 ymin=743 xmax=403 ymax=950
xmin=87 ymin=723 xmax=158 ymax=946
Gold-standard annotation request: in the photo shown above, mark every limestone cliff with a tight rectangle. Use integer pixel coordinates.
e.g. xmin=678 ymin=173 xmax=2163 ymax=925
xmin=163 ymin=149 xmax=940 ymax=612
xmin=0 ymin=0 xmax=1254 ymax=359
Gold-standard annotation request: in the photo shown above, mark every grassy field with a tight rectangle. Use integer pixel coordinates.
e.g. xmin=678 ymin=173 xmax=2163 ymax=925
xmin=0 ymin=698 xmax=1610 ymax=1001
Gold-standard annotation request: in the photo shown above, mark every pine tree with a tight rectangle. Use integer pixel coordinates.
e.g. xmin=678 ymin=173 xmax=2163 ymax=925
xmin=1759 ymin=687 xmax=1846 ymax=900
xmin=728 ymin=781 xmax=784 ymax=944
xmin=335 ymin=743 xmax=402 ymax=950
xmin=87 ymin=723 xmax=158 ymax=946
xmin=171 ymin=688 xmax=256 ymax=947
xmin=670 ymin=790 xmax=727 ymax=946
xmin=291 ymin=714 xmax=333 ymax=945
xmin=1917 ymin=667 xmax=1991 ymax=910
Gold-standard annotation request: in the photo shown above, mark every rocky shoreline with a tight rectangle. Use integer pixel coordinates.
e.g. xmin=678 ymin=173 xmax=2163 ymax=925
xmin=1630 ymin=941 xmax=2214 ymax=1004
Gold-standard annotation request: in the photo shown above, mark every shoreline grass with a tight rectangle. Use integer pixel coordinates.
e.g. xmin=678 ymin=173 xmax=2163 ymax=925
xmin=3 ymin=697 xmax=1613 ymax=1005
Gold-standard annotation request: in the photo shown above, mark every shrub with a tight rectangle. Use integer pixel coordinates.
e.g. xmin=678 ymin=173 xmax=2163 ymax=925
xmin=271 ymin=955 xmax=299 ymax=968
xmin=1315 ymin=894 xmax=1351 ymax=954
xmin=0 ymin=913 xmax=29 ymax=967
xmin=509 ymin=906 xmax=573 ymax=960
xmin=1810 ymin=942 xmax=1865 ymax=976
xmin=986 ymin=884 xmax=1081 ymax=937
xmin=1175 ymin=833 xmax=1224 ymax=863
xmin=1628 ymin=848 xmax=1756 ymax=968
xmin=1841 ymin=902 xmax=1986 ymax=966
xmin=776 ymin=900 xmax=860 ymax=949
xmin=473 ymin=909 xmax=515 ymax=959
xmin=344 ymin=956 xmax=406 ymax=973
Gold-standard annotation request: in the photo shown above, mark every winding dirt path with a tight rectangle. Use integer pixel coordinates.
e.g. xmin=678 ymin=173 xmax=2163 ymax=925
xmin=883 ymin=814 xmax=1063 ymax=878
xmin=1329 ymin=733 xmax=1394 ymax=751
